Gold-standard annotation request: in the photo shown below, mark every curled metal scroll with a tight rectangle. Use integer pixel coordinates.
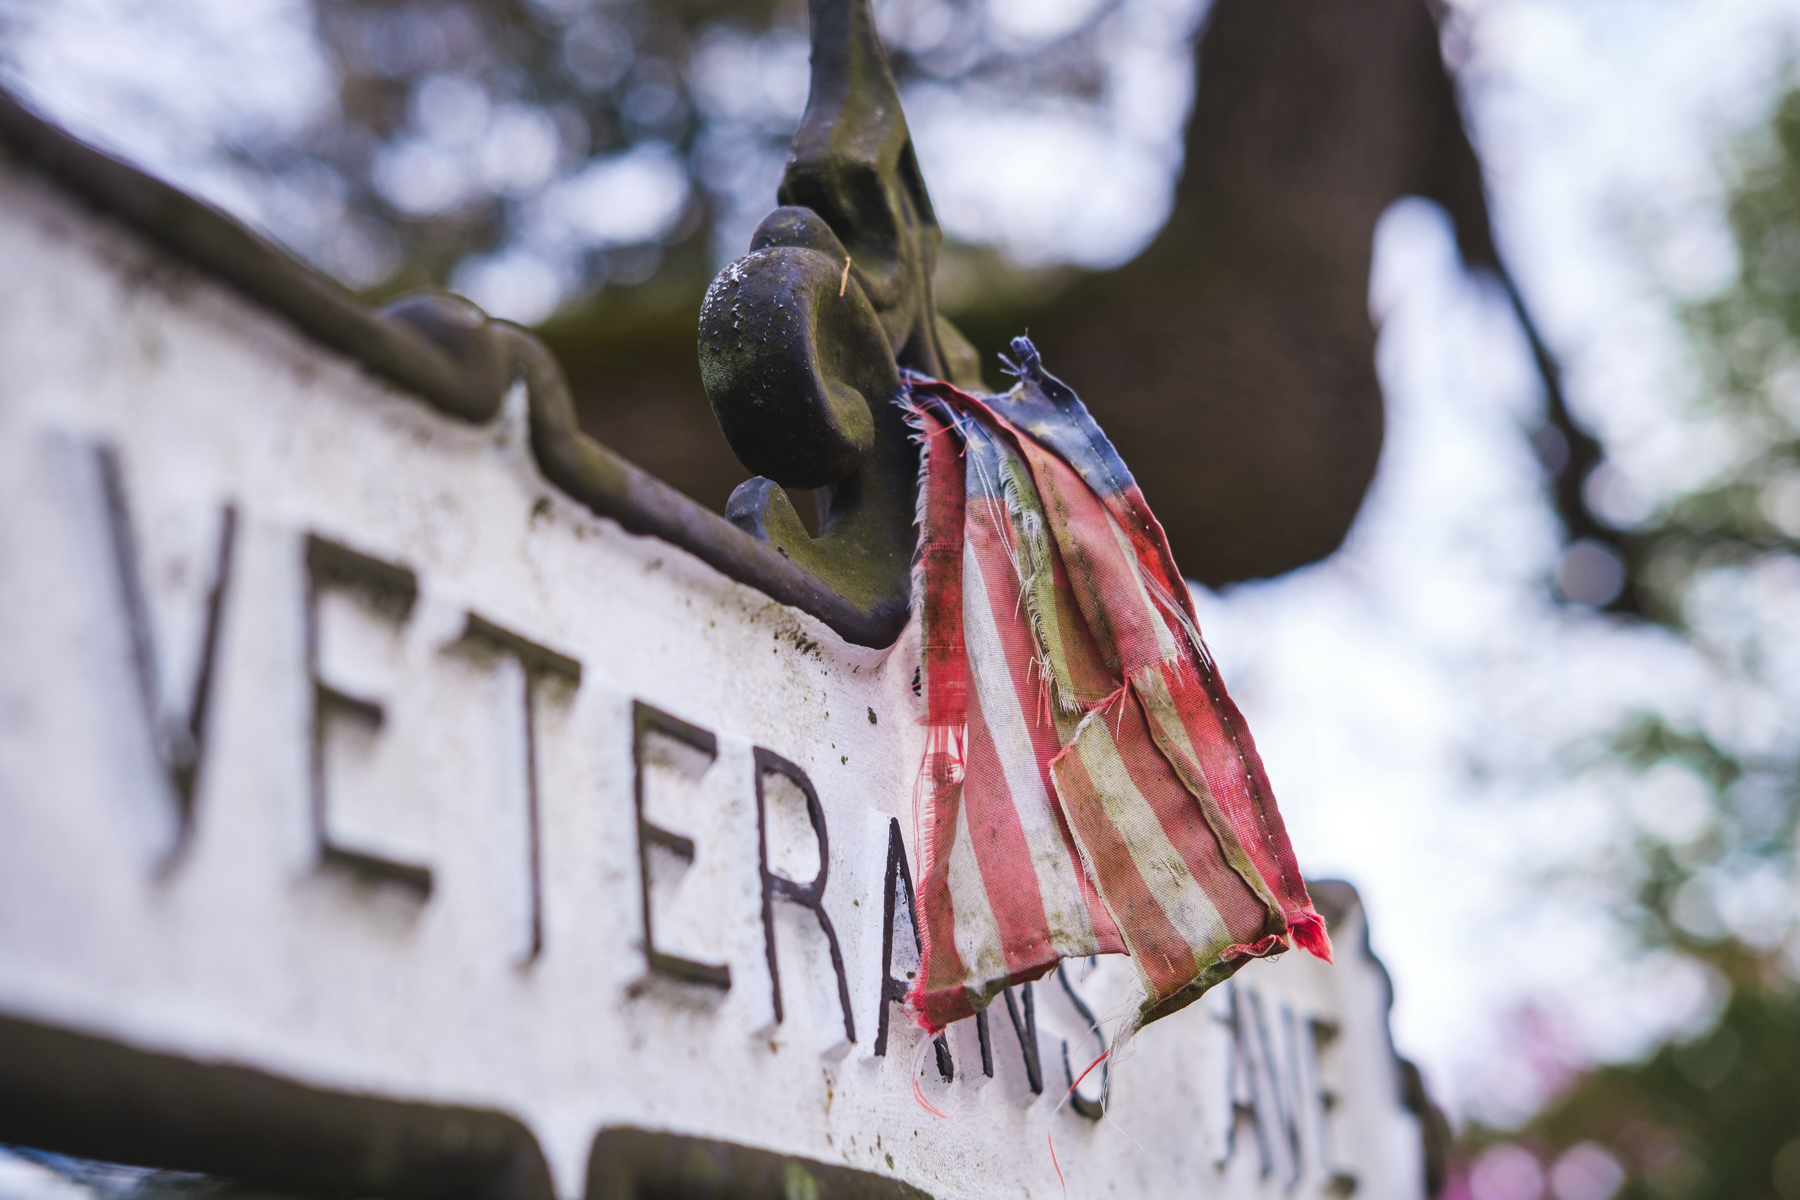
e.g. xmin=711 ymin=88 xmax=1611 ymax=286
xmin=698 ymin=0 xmax=983 ymax=626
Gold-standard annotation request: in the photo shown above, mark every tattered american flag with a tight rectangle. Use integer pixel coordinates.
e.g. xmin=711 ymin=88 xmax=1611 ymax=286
xmin=903 ymin=338 xmax=1331 ymax=1036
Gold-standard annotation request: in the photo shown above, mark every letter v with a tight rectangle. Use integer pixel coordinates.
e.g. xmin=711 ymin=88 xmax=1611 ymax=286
xmin=95 ymin=443 xmax=236 ymax=866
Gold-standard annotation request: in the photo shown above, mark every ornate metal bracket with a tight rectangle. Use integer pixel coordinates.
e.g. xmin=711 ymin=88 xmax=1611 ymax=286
xmin=697 ymin=0 xmax=983 ymax=632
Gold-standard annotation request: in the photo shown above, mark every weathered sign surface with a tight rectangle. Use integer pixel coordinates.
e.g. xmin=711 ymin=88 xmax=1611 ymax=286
xmin=0 ymin=106 xmax=1427 ymax=1200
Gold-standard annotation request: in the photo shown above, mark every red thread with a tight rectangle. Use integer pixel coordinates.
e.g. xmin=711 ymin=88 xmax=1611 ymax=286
xmin=910 ymin=1038 xmax=949 ymax=1119
xmin=1048 ymin=1133 xmax=1066 ymax=1198
xmin=911 ymin=1074 xmax=948 ymax=1119
xmin=1068 ymin=1049 xmax=1108 ymax=1096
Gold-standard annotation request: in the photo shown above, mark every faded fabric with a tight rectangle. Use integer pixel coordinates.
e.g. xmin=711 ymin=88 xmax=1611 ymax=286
xmin=903 ymin=338 xmax=1331 ymax=1035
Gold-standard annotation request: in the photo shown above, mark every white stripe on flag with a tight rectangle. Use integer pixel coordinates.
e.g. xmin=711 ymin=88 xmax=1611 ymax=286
xmin=1069 ymin=709 xmax=1231 ymax=957
xmin=962 ymin=540 xmax=1101 ymax=955
xmin=945 ymin=778 xmax=1010 ymax=996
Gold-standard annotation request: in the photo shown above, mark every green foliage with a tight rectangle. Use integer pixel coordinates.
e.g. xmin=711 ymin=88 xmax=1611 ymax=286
xmin=1527 ymin=986 xmax=1800 ymax=1199
xmin=1623 ymin=81 xmax=1800 ymax=958
xmin=1630 ymin=87 xmax=1800 ymax=625
xmin=1455 ymin=83 xmax=1800 ymax=1200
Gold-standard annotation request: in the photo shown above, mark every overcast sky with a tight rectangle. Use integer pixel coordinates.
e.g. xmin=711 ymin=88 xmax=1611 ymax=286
xmin=1207 ymin=0 xmax=1800 ymax=1123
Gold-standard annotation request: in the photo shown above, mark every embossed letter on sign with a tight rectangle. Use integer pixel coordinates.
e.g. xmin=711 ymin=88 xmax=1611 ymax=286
xmin=755 ymin=748 xmax=854 ymax=1044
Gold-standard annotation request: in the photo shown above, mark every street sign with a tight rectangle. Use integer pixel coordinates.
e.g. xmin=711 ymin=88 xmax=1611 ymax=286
xmin=0 ymin=74 xmax=1429 ymax=1200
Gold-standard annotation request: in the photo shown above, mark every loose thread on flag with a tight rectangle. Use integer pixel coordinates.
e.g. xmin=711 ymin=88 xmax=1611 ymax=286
xmin=1069 ymin=1050 xmax=1107 ymax=1096
xmin=1053 ymin=1048 xmax=1110 ymax=1121
xmin=910 ymin=1035 xmax=948 ymax=1119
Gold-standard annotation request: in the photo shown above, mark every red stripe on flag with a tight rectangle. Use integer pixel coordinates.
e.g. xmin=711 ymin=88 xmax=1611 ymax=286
xmin=910 ymin=404 xmax=974 ymax=1022
xmin=1048 ymin=722 xmax=1198 ymax=1000
xmin=1161 ymin=665 xmax=1316 ymax=935
xmin=967 ymin=500 xmax=1124 ymax=960
xmin=1112 ymin=686 xmax=1281 ymax=949
xmin=962 ymin=686 xmax=1058 ymax=973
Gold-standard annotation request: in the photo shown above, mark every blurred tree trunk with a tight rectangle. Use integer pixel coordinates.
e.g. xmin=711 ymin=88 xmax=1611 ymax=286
xmin=957 ymin=0 xmax=1497 ymax=585
xmin=547 ymin=0 xmax=1506 ymax=584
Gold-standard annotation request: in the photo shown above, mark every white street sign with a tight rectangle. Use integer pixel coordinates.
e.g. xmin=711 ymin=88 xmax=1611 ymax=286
xmin=0 ymin=120 xmax=1428 ymax=1200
